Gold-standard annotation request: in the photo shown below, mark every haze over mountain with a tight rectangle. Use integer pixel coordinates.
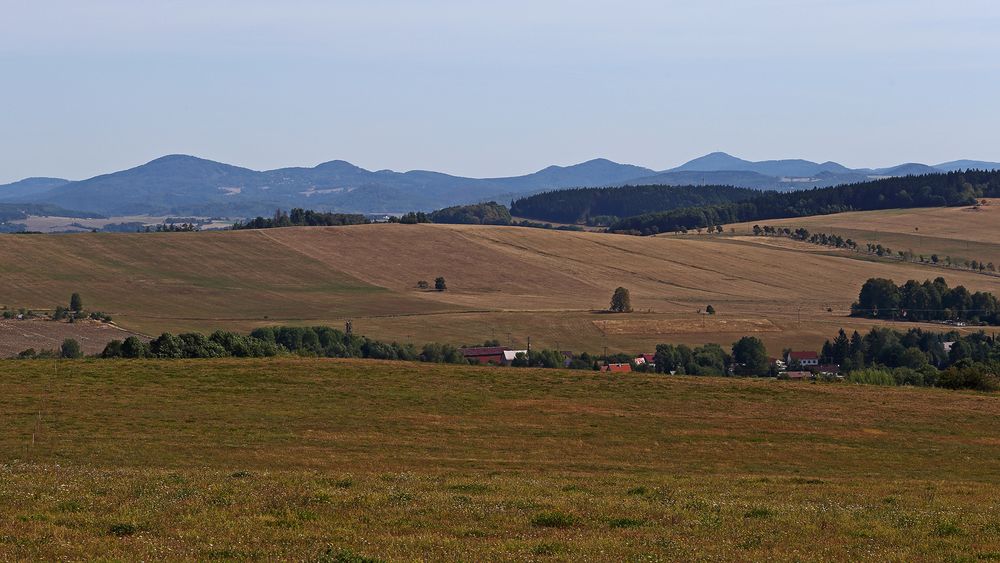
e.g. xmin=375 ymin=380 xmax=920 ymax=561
xmin=1 ymin=152 xmax=997 ymax=217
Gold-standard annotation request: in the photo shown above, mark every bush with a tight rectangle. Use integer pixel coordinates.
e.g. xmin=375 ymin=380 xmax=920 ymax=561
xmin=847 ymin=368 xmax=896 ymax=386
xmin=121 ymin=336 xmax=149 ymax=358
xmin=531 ymin=511 xmax=576 ymax=528
xmin=937 ymin=363 xmax=1000 ymax=392
xmin=60 ymin=338 xmax=83 ymax=359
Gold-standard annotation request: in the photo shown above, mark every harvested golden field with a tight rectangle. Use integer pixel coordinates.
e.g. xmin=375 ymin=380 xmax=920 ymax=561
xmin=1 ymin=358 xmax=998 ymax=560
xmin=727 ymin=199 xmax=1000 ymax=268
xmin=1 ymin=218 xmax=999 ymax=355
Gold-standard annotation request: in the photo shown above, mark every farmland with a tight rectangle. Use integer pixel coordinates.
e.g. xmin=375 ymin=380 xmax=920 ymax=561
xmin=1 ymin=358 xmax=999 ymax=560
xmin=0 ymin=319 xmax=143 ymax=357
xmin=727 ymin=199 xmax=1000 ymax=269
xmin=1 ymin=214 xmax=1000 ymax=356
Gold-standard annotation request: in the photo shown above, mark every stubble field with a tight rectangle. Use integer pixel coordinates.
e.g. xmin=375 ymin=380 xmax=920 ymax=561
xmin=1 ymin=206 xmax=999 ymax=356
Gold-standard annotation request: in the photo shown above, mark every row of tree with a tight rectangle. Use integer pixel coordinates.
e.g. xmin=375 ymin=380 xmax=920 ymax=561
xmin=233 ymin=209 xmax=370 ymax=229
xmin=94 ymin=325 xmax=473 ymax=364
xmin=851 ymin=277 xmax=1000 ymax=324
xmin=510 ymin=185 xmax=758 ymax=224
xmin=753 ymin=226 xmax=998 ymax=273
xmin=608 ymin=171 xmax=1000 ymax=235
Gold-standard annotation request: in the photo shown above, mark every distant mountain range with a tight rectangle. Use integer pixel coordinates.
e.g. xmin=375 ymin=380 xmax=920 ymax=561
xmin=1 ymin=152 xmax=998 ymax=217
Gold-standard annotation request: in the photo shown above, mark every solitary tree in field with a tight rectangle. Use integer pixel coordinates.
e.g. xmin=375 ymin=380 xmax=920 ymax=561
xmin=706 ymin=305 xmax=716 ymax=315
xmin=609 ymin=287 xmax=633 ymax=313
xmin=70 ymin=293 xmax=83 ymax=312
xmin=435 ymin=277 xmax=447 ymax=291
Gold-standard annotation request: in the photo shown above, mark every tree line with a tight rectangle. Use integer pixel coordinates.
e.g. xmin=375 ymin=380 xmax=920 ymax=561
xmin=607 ymin=170 xmax=1000 ymax=235
xmin=510 ymin=184 xmax=759 ymax=224
xmin=12 ymin=322 xmax=997 ymax=391
xmin=90 ymin=325 xmax=473 ymax=363
xmin=233 ymin=209 xmax=370 ymax=229
xmin=820 ymin=326 xmax=999 ymax=391
xmin=851 ymin=277 xmax=1000 ymax=324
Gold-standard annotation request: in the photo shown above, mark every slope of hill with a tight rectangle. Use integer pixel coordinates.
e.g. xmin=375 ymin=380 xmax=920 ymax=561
xmin=510 ymin=184 xmax=760 ymax=223
xmin=934 ymin=159 xmax=1000 ymax=172
xmin=1 ymin=217 xmax=998 ymax=354
xmin=670 ymin=151 xmax=853 ymax=177
xmin=0 ymin=177 xmax=70 ymax=201
xmin=4 ymin=357 xmax=998 ymax=560
xmin=7 ymin=152 xmax=999 ymax=217
xmin=727 ymin=198 xmax=1000 ymax=267
xmin=609 ymin=170 xmax=1000 ymax=234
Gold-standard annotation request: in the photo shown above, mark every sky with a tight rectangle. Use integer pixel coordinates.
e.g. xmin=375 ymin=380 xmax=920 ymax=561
xmin=1 ymin=0 xmax=998 ymax=183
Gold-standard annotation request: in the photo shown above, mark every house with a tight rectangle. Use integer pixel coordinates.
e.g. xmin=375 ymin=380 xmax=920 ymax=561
xmin=813 ymin=364 xmax=840 ymax=376
xmin=601 ymin=363 xmax=632 ymax=373
xmin=460 ymin=346 xmax=508 ymax=365
xmin=786 ymin=351 xmax=819 ymax=367
xmin=633 ymin=353 xmax=655 ymax=365
xmin=784 ymin=371 xmax=812 ymax=380
xmin=503 ymin=350 xmax=528 ymax=364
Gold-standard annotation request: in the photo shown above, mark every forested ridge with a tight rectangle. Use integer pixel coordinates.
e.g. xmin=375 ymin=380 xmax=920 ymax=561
xmin=607 ymin=170 xmax=1000 ymax=235
xmin=510 ymin=185 xmax=759 ymax=224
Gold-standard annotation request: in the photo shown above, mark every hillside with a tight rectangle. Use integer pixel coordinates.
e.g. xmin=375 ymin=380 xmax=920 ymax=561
xmin=3 ymin=357 xmax=999 ymax=560
xmin=2 ymin=218 xmax=999 ymax=354
xmin=510 ymin=184 xmax=759 ymax=224
xmin=727 ymin=199 xmax=1000 ymax=268
xmin=609 ymin=170 xmax=1000 ymax=234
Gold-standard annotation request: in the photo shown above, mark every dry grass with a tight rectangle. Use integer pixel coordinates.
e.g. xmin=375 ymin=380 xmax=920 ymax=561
xmin=1 ymin=218 xmax=999 ymax=354
xmin=1 ymin=357 xmax=998 ymax=560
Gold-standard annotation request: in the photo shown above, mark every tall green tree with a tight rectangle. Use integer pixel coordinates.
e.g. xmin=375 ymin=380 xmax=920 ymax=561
xmin=609 ymin=287 xmax=633 ymax=313
xmin=70 ymin=293 xmax=83 ymax=312
xmin=731 ymin=336 xmax=768 ymax=376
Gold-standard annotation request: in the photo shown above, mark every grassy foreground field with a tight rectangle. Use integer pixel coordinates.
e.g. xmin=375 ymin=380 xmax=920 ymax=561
xmin=2 ymin=216 xmax=1000 ymax=355
xmin=2 ymin=358 xmax=999 ymax=560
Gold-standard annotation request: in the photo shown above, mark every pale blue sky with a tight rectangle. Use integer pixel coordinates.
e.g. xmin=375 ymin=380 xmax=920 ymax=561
xmin=1 ymin=0 xmax=998 ymax=183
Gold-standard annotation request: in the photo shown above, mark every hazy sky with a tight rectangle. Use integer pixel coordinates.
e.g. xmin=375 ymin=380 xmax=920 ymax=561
xmin=1 ymin=0 xmax=998 ymax=183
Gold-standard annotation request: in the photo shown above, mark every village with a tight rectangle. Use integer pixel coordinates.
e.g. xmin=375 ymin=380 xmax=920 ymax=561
xmin=458 ymin=344 xmax=845 ymax=380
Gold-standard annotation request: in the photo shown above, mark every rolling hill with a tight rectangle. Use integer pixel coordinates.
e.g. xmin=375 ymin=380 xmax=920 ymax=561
xmin=4 ymin=152 xmax=1000 ymax=217
xmin=2 ymin=210 xmax=999 ymax=355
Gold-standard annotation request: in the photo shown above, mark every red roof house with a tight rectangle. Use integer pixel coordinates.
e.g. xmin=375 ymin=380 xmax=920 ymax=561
xmin=786 ymin=351 xmax=820 ymax=366
xmin=460 ymin=346 xmax=508 ymax=365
